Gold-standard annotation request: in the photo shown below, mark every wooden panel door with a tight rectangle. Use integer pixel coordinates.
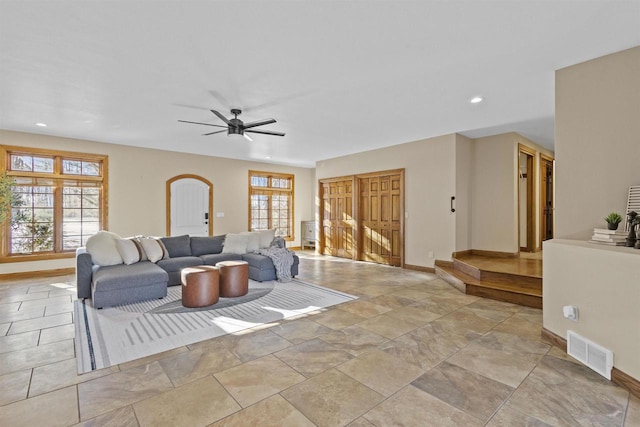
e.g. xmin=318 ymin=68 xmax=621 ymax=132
xmin=540 ymin=156 xmax=554 ymax=244
xmin=359 ymin=172 xmax=402 ymax=266
xmin=321 ymin=179 xmax=355 ymax=258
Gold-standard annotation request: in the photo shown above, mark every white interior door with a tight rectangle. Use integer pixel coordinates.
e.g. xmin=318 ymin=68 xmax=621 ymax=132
xmin=170 ymin=178 xmax=209 ymax=236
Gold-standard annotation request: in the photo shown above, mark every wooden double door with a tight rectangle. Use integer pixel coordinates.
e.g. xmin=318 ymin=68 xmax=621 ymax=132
xmin=320 ymin=169 xmax=404 ymax=266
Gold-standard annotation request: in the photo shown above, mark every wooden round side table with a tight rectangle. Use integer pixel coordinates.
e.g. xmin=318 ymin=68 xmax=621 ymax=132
xmin=217 ymin=260 xmax=249 ymax=297
xmin=181 ymin=266 xmax=220 ymax=308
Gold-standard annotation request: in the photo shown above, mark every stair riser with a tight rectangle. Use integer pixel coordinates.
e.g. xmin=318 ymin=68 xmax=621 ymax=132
xmin=434 ymin=260 xmax=454 ymax=269
xmin=466 ymin=285 xmax=542 ymax=309
xmin=480 ymin=271 xmax=542 ymax=291
xmin=435 ymin=267 xmax=466 ymax=293
xmin=453 ymin=259 xmax=481 ymax=280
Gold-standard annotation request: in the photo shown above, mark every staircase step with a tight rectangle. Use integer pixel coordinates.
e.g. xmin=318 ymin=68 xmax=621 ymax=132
xmin=466 ymin=284 xmax=542 ymax=309
xmin=434 ymin=265 xmax=466 ymax=293
xmin=480 ymin=270 xmax=542 ymax=292
xmin=453 ymin=258 xmax=481 ymax=280
xmin=436 ymin=263 xmax=481 ymax=286
xmin=435 ymin=260 xmax=542 ymax=309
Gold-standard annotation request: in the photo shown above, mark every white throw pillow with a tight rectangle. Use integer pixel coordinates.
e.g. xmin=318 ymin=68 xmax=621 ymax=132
xmin=241 ymin=231 xmax=261 ymax=252
xmin=132 ymin=237 xmax=148 ymax=261
xmin=116 ymin=238 xmax=144 ymax=265
xmin=258 ymin=229 xmax=276 ymax=248
xmin=151 ymin=237 xmax=170 ymax=260
xmin=222 ymin=233 xmax=249 ymax=254
xmin=139 ymin=237 xmax=167 ymax=263
xmin=86 ymin=231 xmax=123 ymax=266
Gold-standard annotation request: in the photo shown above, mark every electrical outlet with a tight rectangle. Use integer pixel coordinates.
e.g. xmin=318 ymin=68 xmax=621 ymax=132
xmin=428 ymin=251 xmax=434 ymax=258
xmin=563 ymin=305 xmax=579 ymax=321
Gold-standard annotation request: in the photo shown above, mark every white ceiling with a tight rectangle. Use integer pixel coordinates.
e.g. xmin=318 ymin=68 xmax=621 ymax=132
xmin=1 ymin=1 xmax=639 ymax=168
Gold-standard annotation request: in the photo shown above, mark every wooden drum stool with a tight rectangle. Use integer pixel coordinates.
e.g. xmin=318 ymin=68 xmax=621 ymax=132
xmin=217 ymin=260 xmax=249 ymax=297
xmin=181 ymin=266 xmax=220 ymax=308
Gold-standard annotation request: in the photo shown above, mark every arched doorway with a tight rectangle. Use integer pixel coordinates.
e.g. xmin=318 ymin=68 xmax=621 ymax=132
xmin=166 ymin=175 xmax=213 ymax=236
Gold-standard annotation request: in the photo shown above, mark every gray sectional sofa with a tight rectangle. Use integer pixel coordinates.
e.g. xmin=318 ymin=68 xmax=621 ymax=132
xmin=76 ymin=234 xmax=299 ymax=308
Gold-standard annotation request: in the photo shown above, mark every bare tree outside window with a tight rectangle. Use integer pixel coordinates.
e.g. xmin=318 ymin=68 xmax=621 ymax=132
xmin=248 ymin=171 xmax=294 ymax=240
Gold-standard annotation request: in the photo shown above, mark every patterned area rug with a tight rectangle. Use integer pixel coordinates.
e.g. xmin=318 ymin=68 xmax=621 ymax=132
xmin=74 ymin=279 xmax=356 ymax=374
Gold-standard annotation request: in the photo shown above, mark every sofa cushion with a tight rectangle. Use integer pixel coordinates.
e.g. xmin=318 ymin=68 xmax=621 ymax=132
xmin=116 ymin=238 xmax=145 ymax=265
xmin=139 ymin=237 xmax=167 ymax=262
xmin=93 ymin=261 xmax=168 ymax=292
xmin=242 ymin=231 xmax=261 ymax=252
xmin=156 ymin=256 xmax=203 ymax=273
xmin=190 ymin=235 xmax=225 ymax=257
xmin=86 ymin=231 xmax=123 ymax=266
xmin=200 ymin=253 xmax=243 ymax=265
xmin=160 ymin=235 xmax=192 ymax=258
xmin=258 ymin=229 xmax=276 ymax=248
xmin=133 ymin=237 xmax=149 ymax=261
xmin=242 ymin=253 xmax=276 ymax=269
xmin=222 ymin=233 xmax=249 ymax=254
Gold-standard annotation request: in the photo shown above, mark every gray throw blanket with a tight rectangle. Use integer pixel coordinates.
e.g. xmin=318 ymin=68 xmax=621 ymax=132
xmin=257 ymin=237 xmax=295 ymax=282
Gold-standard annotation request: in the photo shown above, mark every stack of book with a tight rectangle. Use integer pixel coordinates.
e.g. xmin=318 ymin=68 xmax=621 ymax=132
xmin=590 ymin=228 xmax=627 ymax=246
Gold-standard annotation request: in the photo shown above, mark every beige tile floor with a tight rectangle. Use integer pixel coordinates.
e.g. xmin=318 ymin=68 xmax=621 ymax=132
xmin=0 ymin=252 xmax=638 ymax=426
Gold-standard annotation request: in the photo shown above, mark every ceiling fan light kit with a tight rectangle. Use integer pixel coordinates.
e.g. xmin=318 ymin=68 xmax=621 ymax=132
xmin=179 ymin=109 xmax=285 ymax=141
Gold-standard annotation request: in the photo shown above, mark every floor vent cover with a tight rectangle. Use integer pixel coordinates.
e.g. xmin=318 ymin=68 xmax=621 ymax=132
xmin=567 ymin=330 xmax=613 ymax=380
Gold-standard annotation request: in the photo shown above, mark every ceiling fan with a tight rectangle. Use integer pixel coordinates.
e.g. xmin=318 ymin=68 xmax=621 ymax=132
xmin=178 ymin=109 xmax=285 ymax=141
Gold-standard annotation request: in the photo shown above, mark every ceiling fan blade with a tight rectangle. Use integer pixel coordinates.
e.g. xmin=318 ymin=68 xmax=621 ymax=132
xmin=203 ymin=130 xmax=227 ymax=136
xmin=243 ymin=133 xmax=253 ymax=142
xmin=242 ymin=118 xmax=276 ymax=129
xmin=245 ymin=129 xmax=286 ymax=137
xmin=211 ymin=110 xmax=232 ymax=125
xmin=178 ymin=120 xmax=226 ymax=128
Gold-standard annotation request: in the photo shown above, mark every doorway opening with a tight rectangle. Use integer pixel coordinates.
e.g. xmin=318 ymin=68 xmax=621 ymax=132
xmin=519 ymin=146 xmax=535 ymax=252
xmin=540 ymin=155 xmax=554 ymax=244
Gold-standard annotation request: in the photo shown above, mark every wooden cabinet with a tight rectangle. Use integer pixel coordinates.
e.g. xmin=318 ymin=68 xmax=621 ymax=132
xmin=301 ymin=220 xmax=316 ymax=250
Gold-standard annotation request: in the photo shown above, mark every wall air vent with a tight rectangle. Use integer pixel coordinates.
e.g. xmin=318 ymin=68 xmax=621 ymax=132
xmin=567 ymin=330 xmax=613 ymax=380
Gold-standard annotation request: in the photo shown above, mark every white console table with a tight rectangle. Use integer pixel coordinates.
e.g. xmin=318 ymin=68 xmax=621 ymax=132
xmin=301 ymin=220 xmax=316 ymax=250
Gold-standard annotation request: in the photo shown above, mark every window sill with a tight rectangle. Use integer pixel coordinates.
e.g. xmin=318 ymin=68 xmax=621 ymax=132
xmin=0 ymin=252 xmax=76 ymax=263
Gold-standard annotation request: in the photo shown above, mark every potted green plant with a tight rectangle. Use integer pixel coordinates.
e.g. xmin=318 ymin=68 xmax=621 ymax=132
xmin=0 ymin=172 xmax=17 ymax=224
xmin=604 ymin=212 xmax=623 ymax=230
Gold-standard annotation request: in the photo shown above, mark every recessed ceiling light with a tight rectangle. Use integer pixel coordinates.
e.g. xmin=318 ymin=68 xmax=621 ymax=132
xmin=470 ymin=97 xmax=483 ymax=104
xmin=35 ymin=122 xmax=47 ymax=127
xmin=265 ymin=156 xmax=272 ymax=159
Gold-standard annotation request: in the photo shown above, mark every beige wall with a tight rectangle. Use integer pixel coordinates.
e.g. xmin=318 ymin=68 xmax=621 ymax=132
xmin=543 ymin=240 xmax=640 ymax=379
xmin=546 ymin=46 xmax=640 ymax=380
xmin=455 ymin=134 xmax=473 ymax=252
xmin=471 ymin=133 xmax=517 ymax=252
xmin=471 ymin=132 xmax=553 ymax=253
xmin=0 ymin=130 xmax=314 ymax=274
xmin=316 ymin=134 xmax=457 ymax=268
xmin=555 ymin=46 xmax=640 ymax=239
xmin=314 ymin=130 xmax=555 ymax=266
